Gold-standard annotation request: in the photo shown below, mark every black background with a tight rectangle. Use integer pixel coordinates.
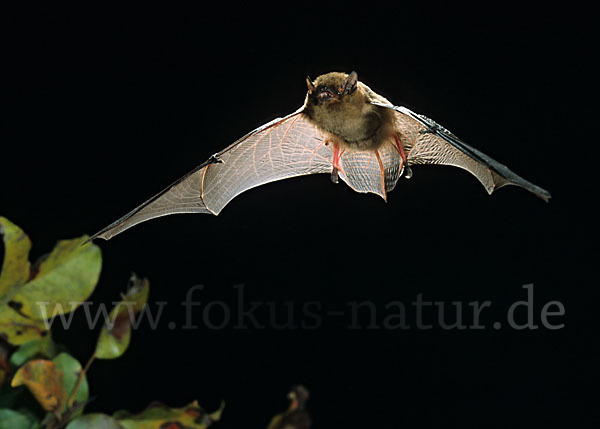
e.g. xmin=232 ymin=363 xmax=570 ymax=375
xmin=3 ymin=3 xmax=595 ymax=428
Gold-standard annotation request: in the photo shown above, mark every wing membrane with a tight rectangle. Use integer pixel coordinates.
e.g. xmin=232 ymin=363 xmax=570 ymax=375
xmin=372 ymin=101 xmax=551 ymax=201
xmin=338 ymin=140 xmax=403 ymax=199
xmin=91 ymin=109 xmax=332 ymax=240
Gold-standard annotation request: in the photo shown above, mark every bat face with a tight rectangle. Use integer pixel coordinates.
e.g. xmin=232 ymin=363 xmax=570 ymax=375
xmin=89 ymin=71 xmax=550 ymax=241
xmin=305 ymin=71 xmax=358 ymax=106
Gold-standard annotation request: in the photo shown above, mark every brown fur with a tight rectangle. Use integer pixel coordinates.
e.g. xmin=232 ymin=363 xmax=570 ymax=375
xmin=303 ymin=72 xmax=396 ymax=150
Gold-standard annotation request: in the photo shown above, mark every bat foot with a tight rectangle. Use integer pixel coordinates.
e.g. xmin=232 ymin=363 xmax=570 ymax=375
xmin=330 ymin=169 xmax=340 ymax=184
xmin=392 ymin=134 xmax=410 ymax=179
xmin=330 ymin=142 xmax=344 ymax=184
xmin=208 ymin=153 xmax=224 ymax=164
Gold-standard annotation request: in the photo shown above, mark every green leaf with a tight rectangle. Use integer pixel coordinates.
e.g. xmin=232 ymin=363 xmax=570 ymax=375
xmin=114 ymin=401 xmax=223 ymax=429
xmin=66 ymin=413 xmax=124 ymax=429
xmin=52 ymin=352 xmax=88 ymax=415
xmin=0 ymin=408 xmax=39 ymax=429
xmin=10 ymin=334 xmax=57 ymax=367
xmin=0 ymin=217 xmax=32 ymax=301
xmin=11 ymin=237 xmax=101 ymax=320
xmin=95 ymin=276 xmax=149 ymax=360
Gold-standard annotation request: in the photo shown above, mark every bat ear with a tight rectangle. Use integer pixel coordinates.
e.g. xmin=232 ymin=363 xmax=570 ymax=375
xmin=306 ymin=76 xmax=315 ymax=93
xmin=340 ymin=71 xmax=358 ymax=95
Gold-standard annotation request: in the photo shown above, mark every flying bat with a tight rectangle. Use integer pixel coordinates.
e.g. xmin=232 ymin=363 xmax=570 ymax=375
xmin=90 ymin=71 xmax=550 ymax=241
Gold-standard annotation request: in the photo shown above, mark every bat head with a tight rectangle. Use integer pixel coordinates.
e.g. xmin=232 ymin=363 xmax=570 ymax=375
xmin=306 ymin=71 xmax=358 ymax=106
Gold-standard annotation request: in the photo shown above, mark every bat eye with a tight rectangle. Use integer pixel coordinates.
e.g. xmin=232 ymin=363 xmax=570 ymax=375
xmin=317 ymin=90 xmax=335 ymax=101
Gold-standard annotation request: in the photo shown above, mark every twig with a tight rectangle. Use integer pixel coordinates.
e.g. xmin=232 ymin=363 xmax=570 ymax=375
xmin=67 ymin=352 xmax=96 ymax=409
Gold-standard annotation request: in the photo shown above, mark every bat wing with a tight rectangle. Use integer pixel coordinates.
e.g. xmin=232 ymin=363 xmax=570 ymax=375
xmin=90 ymin=108 xmax=333 ymax=240
xmin=371 ymin=101 xmax=551 ymax=201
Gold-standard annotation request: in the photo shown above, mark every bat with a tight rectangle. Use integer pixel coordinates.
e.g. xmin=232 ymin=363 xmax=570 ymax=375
xmin=90 ymin=71 xmax=550 ymax=241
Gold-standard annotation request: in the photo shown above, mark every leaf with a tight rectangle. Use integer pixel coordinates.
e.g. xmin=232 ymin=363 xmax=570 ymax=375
xmin=95 ymin=276 xmax=149 ymax=360
xmin=0 ymin=408 xmax=39 ymax=429
xmin=0 ymin=218 xmax=102 ymax=345
xmin=11 ymin=359 xmax=66 ymax=412
xmin=207 ymin=401 xmax=225 ymax=422
xmin=11 ymin=237 xmax=102 ymax=320
xmin=0 ymin=305 xmax=47 ymax=345
xmin=113 ymin=401 xmax=223 ymax=429
xmin=52 ymin=352 xmax=88 ymax=414
xmin=0 ymin=217 xmax=32 ymax=300
xmin=10 ymin=334 xmax=57 ymax=367
xmin=266 ymin=414 xmax=284 ymax=429
xmin=0 ymin=219 xmax=44 ymax=343
xmin=66 ymin=413 xmax=124 ymax=429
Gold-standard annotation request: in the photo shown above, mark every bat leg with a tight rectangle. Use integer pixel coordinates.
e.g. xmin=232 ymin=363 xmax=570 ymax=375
xmin=331 ymin=142 xmax=345 ymax=184
xmin=393 ymin=134 xmax=412 ymax=179
xmin=374 ymin=149 xmax=388 ymax=201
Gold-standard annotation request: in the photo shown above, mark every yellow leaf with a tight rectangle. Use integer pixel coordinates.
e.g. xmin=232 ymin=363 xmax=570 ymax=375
xmin=115 ymin=400 xmax=224 ymax=429
xmin=0 ymin=218 xmax=102 ymax=346
xmin=0 ymin=304 xmax=47 ymax=345
xmin=0 ymin=217 xmax=31 ymax=300
xmin=11 ymin=359 xmax=66 ymax=412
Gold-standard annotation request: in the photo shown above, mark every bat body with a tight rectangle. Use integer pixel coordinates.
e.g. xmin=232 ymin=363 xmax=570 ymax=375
xmin=90 ymin=71 xmax=550 ymax=241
